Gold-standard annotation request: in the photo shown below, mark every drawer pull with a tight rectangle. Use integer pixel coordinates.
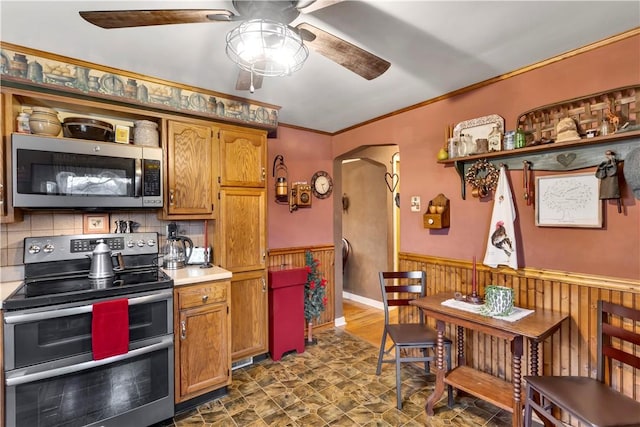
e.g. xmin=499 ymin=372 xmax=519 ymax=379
xmin=180 ymin=320 xmax=186 ymax=340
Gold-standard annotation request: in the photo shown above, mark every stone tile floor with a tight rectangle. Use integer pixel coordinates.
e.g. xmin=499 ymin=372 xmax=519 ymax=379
xmin=168 ymin=328 xmax=512 ymax=426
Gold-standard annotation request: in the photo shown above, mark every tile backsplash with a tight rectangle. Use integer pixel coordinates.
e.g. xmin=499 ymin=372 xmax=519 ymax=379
xmin=0 ymin=212 xmax=210 ymax=281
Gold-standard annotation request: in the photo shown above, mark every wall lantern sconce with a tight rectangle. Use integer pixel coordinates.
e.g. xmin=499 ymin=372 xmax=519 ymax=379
xmin=273 ymin=154 xmax=289 ymax=204
xmin=272 ymin=154 xmax=312 ymax=213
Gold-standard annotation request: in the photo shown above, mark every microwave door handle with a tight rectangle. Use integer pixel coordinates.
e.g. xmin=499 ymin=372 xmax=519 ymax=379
xmin=135 ymin=158 xmax=142 ymax=197
xmin=5 ymin=336 xmax=173 ymax=386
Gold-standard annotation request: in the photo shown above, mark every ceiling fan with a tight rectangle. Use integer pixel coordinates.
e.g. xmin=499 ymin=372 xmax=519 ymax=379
xmin=79 ymin=0 xmax=391 ymax=92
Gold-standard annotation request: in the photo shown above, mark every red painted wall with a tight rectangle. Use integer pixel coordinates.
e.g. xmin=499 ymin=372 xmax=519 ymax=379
xmin=270 ymin=35 xmax=640 ymax=280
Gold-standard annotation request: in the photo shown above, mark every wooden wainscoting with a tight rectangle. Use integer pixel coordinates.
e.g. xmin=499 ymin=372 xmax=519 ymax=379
xmin=399 ymin=252 xmax=640 ymax=424
xmin=268 ymin=245 xmax=335 ymax=328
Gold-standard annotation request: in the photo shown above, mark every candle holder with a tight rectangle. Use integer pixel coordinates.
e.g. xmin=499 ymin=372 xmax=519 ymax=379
xmin=465 ymin=291 xmax=484 ymax=305
xmin=465 ymin=256 xmax=484 ymax=305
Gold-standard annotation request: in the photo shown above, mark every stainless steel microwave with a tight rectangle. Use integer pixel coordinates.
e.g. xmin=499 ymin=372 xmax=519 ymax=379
xmin=11 ymin=133 xmax=163 ymax=209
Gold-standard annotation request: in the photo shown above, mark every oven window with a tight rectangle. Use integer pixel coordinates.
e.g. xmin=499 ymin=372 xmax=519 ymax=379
xmin=13 ymin=349 xmax=170 ymax=427
xmin=12 ymin=300 xmax=169 ymax=369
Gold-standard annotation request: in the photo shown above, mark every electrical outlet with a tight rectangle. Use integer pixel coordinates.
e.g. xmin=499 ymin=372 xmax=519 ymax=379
xmin=410 ymin=196 xmax=421 ymax=212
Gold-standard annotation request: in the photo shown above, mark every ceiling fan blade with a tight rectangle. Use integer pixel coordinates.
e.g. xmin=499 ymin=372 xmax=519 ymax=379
xmin=79 ymin=9 xmax=238 ymax=29
xmin=296 ymin=23 xmax=390 ymax=80
xmin=236 ymin=70 xmax=264 ymax=92
xmin=297 ymin=0 xmax=345 ymax=14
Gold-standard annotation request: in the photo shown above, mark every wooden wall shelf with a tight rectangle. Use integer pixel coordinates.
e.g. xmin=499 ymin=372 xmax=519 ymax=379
xmin=439 ymin=130 xmax=640 ymax=199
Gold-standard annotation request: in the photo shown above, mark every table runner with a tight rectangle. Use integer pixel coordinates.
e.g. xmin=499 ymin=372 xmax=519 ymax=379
xmin=441 ymin=298 xmax=534 ymax=322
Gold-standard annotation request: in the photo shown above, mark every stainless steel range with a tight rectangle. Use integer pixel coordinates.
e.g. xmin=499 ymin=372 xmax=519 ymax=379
xmin=3 ymin=232 xmax=174 ymax=427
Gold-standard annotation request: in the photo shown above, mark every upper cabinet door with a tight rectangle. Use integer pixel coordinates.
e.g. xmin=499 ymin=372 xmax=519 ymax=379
xmin=166 ymin=120 xmax=215 ymax=216
xmin=219 ymin=126 xmax=266 ymax=188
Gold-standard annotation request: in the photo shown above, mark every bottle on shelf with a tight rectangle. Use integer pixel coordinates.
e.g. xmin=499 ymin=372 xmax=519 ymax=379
xmin=515 ymin=127 xmax=526 ymax=149
xmin=503 ymin=131 xmax=516 ymax=150
xmin=488 ymin=125 xmax=502 ymax=152
xmin=448 ymin=137 xmax=458 ymax=158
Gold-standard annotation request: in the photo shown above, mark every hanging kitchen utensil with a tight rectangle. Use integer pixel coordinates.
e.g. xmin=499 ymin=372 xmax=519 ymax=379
xmin=523 ymin=161 xmax=532 ymax=206
xmin=595 ymin=151 xmax=622 ymax=213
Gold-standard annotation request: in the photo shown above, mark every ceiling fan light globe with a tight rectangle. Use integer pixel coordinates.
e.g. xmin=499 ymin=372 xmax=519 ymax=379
xmin=226 ymin=19 xmax=308 ymax=77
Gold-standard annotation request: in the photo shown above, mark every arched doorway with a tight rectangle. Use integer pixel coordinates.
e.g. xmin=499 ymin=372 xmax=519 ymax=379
xmin=333 ymin=145 xmax=399 ymax=324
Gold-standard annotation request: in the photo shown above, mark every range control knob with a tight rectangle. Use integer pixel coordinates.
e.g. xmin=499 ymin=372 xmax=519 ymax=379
xmin=43 ymin=244 xmax=55 ymax=253
xmin=127 ymin=240 xmax=135 ymax=248
xmin=147 ymin=239 xmax=156 ymax=247
xmin=28 ymin=244 xmax=41 ymax=254
xmin=137 ymin=240 xmax=145 ymax=247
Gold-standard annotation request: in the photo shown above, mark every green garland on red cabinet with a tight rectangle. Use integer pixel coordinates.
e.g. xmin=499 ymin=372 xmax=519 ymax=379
xmin=304 ymin=250 xmax=327 ymax=322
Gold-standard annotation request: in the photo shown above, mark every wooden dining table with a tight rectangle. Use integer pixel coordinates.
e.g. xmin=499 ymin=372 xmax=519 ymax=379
xmin=410 ymin=292 xmax=568 ymax=427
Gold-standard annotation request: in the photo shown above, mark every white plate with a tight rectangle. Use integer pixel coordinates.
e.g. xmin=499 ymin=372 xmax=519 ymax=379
xmin=453 ymin=114 xmax=505 ymax=143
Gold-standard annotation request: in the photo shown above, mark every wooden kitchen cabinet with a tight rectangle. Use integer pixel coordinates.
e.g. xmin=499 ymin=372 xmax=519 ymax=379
xmin=174 ymin=280 xmax=231 ymax=403
xmin=163 ymin=120 xmax=218 ymax=218
xmin=1 ymin=91 xmax=23 ymax=223
xmin=229 ymin=270 xmax=269 ymax=361
xmin=217 ymin=188 xmax=266 ymax=272
xmin=218 ymin=125 xmax=267 ymax=188
xmin=217 ymin=125 xmax=268 ymax=361
xmin=217 ymin=188 xmax=268 ymax=361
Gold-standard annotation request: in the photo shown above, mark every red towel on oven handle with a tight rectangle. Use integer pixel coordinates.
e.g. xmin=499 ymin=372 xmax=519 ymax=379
xmin=92 ymin=298 xmax=129 ymax=360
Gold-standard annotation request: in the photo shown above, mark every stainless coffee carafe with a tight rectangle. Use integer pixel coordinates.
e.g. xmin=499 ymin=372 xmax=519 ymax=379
xmin=162 ymin=222 xmax=193 ymax=269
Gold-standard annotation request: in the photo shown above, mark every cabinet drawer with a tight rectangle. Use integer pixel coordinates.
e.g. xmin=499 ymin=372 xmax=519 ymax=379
xmin=178 ymin=284 xmax=227 ymax=309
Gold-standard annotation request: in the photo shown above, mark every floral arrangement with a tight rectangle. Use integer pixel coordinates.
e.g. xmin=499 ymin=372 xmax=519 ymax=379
xmin=304 ymin=250 xmax=327 ymax=322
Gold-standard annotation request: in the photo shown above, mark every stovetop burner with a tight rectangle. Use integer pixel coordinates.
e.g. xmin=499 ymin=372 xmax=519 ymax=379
xmin=4 ymin=268 xmax=173 ymax=311
xmin=5 ymin=232 xmax=173 ymax=311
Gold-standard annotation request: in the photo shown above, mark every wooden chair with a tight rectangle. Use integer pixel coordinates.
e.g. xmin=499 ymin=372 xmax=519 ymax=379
xmin=524 ymin=300 xmax=640 ymax=427
xmin=375 ymin=271 xmax=453 ymax=410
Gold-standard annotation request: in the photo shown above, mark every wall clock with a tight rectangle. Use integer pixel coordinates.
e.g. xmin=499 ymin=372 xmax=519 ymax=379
xmin=311 ymin=170 xmax=333 ymax=199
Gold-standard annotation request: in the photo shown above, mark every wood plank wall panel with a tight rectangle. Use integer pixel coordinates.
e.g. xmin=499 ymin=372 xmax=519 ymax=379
xmin=268 ymin=245 xmax=335 ymax=328
xmin=399 ymin=252 xmax=640 ymax=424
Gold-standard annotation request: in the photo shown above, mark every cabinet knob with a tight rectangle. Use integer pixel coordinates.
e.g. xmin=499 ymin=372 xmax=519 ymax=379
xmin=261 ymin=167 xmax=266 ymax=181
xmin=202 ymin=294 xmax=209 ymax=303
xmin=169 ymin=189 xmax=175 ymax=205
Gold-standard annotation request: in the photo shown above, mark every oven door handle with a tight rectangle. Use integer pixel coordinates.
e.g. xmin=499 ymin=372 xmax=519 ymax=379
xmin=6 ymin=336 xmax=173 ymax=386
xmin=3 ymin=289 xmax=172 ymax=324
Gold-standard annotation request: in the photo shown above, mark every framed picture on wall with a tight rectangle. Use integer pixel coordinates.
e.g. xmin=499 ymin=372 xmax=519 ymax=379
xmin=83 ymin=213 xmax=110 ymax=234
xmin=535 ymin=172 xmax=602 ymax=228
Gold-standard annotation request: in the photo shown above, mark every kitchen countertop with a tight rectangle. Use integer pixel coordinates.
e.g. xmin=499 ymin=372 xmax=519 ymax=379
xmin=1 ymin=281 xmax=22 ymax=303
xmin=162 ymin=265 xmax=232 ymax=286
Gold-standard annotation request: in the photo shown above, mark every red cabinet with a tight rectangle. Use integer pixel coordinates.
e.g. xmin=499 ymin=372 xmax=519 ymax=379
xmin=268 ymin=267 xmax=307 ymax=361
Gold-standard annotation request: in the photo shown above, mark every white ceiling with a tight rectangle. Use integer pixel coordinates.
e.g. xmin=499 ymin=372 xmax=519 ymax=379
xmin=1 ymin=1 xmax=639 ymax=133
